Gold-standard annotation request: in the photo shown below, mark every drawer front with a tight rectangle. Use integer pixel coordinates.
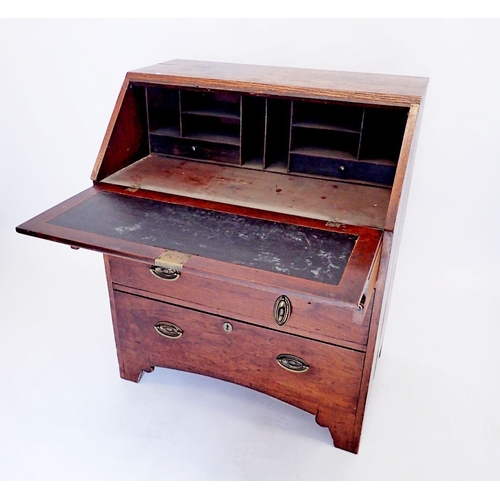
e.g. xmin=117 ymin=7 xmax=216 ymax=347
xmin=107 ymin=256 xmax=371 ymax=347
xmin=150 ymin=134 xmax=241 ymax=165
xmin=113 ymin=290 xmax=364 ymax=414
xmin=289 ymin=154 xmax=396 ymax=186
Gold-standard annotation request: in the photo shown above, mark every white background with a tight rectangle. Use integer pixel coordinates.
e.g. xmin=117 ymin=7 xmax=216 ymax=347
xmin=1 ymin=18 xmax=499 ymax=481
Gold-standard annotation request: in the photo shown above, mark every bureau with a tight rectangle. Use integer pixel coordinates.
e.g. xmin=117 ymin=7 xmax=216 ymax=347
xmin=16 ymin=60 xmax=428 ymax=453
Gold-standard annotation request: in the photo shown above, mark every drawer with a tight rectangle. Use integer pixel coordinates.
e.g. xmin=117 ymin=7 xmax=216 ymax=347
xmin=150 ymin=134 xmax=241 ymax=165
xmin=289 ymin=153 xmax=396 ymax=186
xmin=113 ymin=290 xmax=365 ymax=416
xmin=106 ymin=255 xmax=372 ymax=348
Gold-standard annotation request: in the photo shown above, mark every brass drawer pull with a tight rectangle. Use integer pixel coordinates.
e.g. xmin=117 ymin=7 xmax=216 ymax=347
xmin=273 ymin=295 xmax=291 ymax=326
xmin=150 ymin=265 xmax=181 ymax=281
xmin=276 ymin=354 xmax=309 ymax=373
xmin=154 ymin=321 xmax=183 ymax=339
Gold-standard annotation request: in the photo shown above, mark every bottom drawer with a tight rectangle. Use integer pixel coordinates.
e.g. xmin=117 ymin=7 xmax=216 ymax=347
xmin=112 ymin=290 xmax=365 ymax=424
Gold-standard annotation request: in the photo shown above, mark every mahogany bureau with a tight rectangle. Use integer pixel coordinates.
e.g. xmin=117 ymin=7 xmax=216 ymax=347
xmin=16 ymin=60 xmax=428 ymax=453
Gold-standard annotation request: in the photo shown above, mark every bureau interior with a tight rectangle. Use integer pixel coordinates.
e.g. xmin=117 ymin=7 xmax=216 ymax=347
xmin=97 ymin=83 xmax=410 ymax=230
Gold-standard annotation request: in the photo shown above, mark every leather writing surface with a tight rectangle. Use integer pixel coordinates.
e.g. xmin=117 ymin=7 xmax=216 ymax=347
xmin=49 ymin=191 xmax=357 ymax=285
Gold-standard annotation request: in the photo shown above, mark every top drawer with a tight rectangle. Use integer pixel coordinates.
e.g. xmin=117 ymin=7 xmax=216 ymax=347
xmin=106 ymin=255 xmax=372 ymax=348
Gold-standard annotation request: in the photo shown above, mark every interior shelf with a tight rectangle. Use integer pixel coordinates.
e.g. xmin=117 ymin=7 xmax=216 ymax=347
xmin=182 ymin=130 xmax=240 ymax=146
xmin=290 ymin=147 xmax=358 ymax=160
xmin=181 ymin=109 xmax=240 ymax=121
xmin=149 ymin=126 xmax=181 ymax=138
xmin=292 ymin=121 xmax=361 ymax=134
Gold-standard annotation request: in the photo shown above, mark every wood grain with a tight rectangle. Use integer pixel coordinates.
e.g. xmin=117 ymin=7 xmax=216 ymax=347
xmin=130 ymin=59 xmax=428 ymax=106
xmin=385 ymin=104 xmax=421 ymax=231
xmin=112 ymin=289 xmax=365 ymax=452
xmin=102 ymin=154 xmax=391 ymax=229
xmin=16 ymin=60 xmax=428 ymax=453
xmin=91 ymin=82 xmax=149 ymax=181
xmin=107 ymin=255 xmax=373 ymax=349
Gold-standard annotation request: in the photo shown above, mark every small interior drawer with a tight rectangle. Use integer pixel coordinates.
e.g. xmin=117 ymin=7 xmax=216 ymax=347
xmin=150 ymin=135 xmax=241 ymax=165
xmin=289 ymin=154 xmax=396 ymax=186
xmin=112 ymin=290 xmax=365 ymax=416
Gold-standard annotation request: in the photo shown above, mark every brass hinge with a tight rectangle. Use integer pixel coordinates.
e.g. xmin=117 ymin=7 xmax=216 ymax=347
xmin=154 ymin=249 xmax=191 ymax=271
xmin=326 ymin=220 xmax=346 ymax=229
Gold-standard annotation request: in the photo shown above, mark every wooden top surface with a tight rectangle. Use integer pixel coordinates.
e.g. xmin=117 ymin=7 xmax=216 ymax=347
xmin=129 ymin=59 xmax=428 ymax=106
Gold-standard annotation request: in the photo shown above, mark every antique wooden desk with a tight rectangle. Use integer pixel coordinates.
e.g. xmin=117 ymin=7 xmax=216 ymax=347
xmin=16 ymin=60 xmax=428 ymax=453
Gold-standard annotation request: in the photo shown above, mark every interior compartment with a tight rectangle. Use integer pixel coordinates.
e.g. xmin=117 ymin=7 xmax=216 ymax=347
xmin=292 ymin=101 xmax=364 ymax=134
xmin=147 ymin=86 xmax=180 ymax=137
xmin=264 ymin=98 xmax=291 ymax=170
xmin=123 ymin=84 xmax=410 ymax=194
xmin=359 ymin=108 xmax=408 ymax=165
xmin=241 ymin=95 xmax=266 ymax=166
xmin=290 ymin=127 xmax=360 ymax=160
xmin=147 ymin=88 xmax=242 ymax=162
xmin=180 ymin=89 xmax=241 ymax=118
xmin=181 ymin=113 xmax=240 ymax=145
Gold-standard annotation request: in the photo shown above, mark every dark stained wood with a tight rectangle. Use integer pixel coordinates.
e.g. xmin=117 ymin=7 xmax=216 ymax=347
xmin=112 ymin=289 xmax=365 ymax=453
xmin=241 ymin=95 xmax=265 ymax=165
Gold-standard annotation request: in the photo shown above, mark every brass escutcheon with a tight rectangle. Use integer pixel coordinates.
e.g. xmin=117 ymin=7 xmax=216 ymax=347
xmin=273 ymin=295 xmax=292 ymax=326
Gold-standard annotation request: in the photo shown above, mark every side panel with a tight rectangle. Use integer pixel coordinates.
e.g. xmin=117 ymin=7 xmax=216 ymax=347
xmin=91 ymin=78 xmax=149 ymax=181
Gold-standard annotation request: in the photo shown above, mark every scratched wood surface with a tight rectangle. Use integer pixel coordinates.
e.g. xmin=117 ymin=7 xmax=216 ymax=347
xmin=102 ymin=155 xmax=391 ymax=229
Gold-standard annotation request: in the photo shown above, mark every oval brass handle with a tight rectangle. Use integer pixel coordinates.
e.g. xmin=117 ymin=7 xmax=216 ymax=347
xmin=276 ymin=354 xmax=309 ymax=373
xmin=273 ymin=295 xmax=292 ymax=326
xmin=150 ymin=265 xmax=180 ymax=281
xmin=154 ymin=321 xmax=183 ymax=339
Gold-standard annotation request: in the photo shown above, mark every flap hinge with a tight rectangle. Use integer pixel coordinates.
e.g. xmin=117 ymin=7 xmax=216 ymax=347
xmin=326 ymin=220 xmax=346 ymax=229
xmin=154 ymin=249 xmax=191 ymax=271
